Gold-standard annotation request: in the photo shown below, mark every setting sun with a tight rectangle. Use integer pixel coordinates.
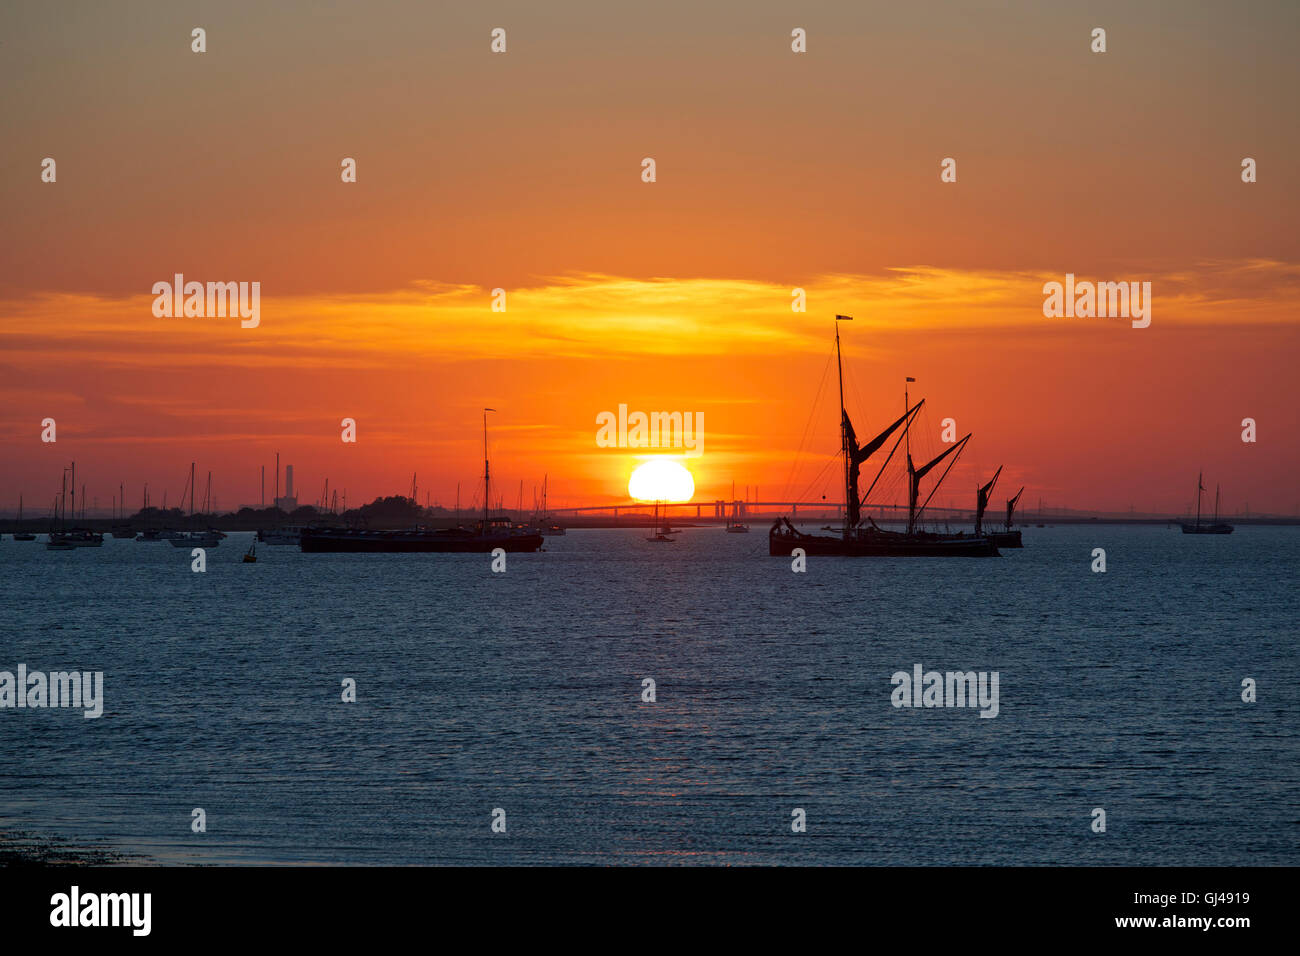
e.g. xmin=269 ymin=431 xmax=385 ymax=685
xmin=628 ymin=459 xmax=695 ymax=503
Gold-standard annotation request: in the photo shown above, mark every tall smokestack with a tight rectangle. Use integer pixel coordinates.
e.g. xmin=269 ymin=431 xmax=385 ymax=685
xmin=286 ymin=465 xmax=294 ymax=499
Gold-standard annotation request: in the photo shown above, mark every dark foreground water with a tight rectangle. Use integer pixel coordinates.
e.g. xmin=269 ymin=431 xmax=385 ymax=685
xmin=1 ymin=525 xmax=1296 ymax=865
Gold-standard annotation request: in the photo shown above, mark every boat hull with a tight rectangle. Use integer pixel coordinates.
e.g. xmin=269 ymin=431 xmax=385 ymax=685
xmin=1180 ymin=523 xmax=1233 ymax=534
xmin=257 ymin=528 xmax=303 ymax=545
xmin=987 ymin=530 xmax=1023 ymax=548
xmin=168 ymin=534 xmax=222 ymax=547
xmin=300 ymin=528 xmax=544 ymax=553
xmin=769 ymin=525 xmax=999 ymax=557
xmin=48 ymin=531 xmax=105 ymax=548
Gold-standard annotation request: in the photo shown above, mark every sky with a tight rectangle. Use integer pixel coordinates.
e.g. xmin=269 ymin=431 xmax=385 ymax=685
xmin=1 ymin=0 xmax=1297 ymax=516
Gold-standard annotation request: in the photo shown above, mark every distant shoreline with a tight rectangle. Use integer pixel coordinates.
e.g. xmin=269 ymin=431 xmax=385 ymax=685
xmin=5 ymin=516 xmax=1298 ymax=533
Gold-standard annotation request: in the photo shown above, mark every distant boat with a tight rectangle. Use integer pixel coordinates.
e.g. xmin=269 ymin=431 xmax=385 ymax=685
xmin=646 ymin=501 xmax=675 ymax=542
xmin=169 ymin=530 xmax=222 ymax=547
xmin=13 ymin=496 xmax=36 ymax=541
xmin=243 ymin=544 xmax=257 ymax=563
xmin=301 ymin=410 xmax=543 ymax=553
xmin=984 ymin=482 xmax=1024 ymax=549
xmin=536 ymin=475 xmax=567 ymax=536
xmin=110 ymin=483 xmax=134 ymax=536
xmin=257 ymin=526 xmax=304 ymax=545
xmin=48 ymin=529 xmax=103 ymax=549
xmin=768 ymin=317 xmax=998 ymax=557
xmin=1180 ymin=472 xmax=1233 ymax=534
xmin=46 ymin=463 xmax=104 ymax=548
xmin=725 ymin=481 xmax=749 ymax=533
xmin=166 ymin=462 xmax=221 ymax=547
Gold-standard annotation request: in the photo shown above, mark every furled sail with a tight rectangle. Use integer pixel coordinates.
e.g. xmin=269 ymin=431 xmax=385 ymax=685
xmin=908 ymin=434 xmax=971 ymax=532
xmin=1005 ymin=486 xmax=1024 ymax=531
xmin=843 ymin=403 xmax=920 ymax=528
xmin=975 ymin=465 xmax=1003 ymax=534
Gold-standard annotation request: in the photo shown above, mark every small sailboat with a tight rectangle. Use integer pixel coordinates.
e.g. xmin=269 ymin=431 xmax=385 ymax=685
xmin=13 ymin=496 xmax=36 ymax=541
xmin=111 ymin=482 xmax=134 ymax=537
xmin=646 ymin=501 xmax=674 ymax=542
xmin=168 ymin=463 xmax=222 ymax=547
xmin=46 ymin=463 xmax=104 ymax=549
xmin=243 ymin=543 xmax=257 ymax=563
xmin=536 ymin=475 xmax=567 ymax=536
xmin=1180 ymin=472 xmax=1233 ymax=534
xmin=725 ymin=481 xmax=750 ymax=533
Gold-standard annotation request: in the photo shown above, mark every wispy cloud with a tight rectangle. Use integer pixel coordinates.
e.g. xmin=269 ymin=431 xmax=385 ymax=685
xmin=1 ymin=261 xmax=1295 ymax=371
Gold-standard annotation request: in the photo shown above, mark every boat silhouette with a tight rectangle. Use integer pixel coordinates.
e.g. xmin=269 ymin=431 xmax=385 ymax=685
xmin=768 ymin=316 xmax=998 ymax=558
xmin=300 ymin=410 xmax=543 ymax=553
xmin=1180 ymin=472 xmax=1233 ymax=534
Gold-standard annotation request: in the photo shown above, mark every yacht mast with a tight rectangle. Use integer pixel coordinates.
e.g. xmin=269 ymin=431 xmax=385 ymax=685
xmin=1195 ymin=470 xmax=1204 ymax=529
xmin=483 ymin=408 xmax=495 ymax=528
xmin=835 ymin=315 xmax=852 ymax=538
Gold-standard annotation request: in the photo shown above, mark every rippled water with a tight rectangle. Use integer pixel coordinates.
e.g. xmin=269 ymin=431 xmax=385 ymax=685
xmin=1 ymin=525 xmax=1296 ymax=865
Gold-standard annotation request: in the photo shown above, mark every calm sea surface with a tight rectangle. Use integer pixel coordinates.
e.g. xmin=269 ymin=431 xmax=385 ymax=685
xmin=1 ymin=525 xmax=1296 ymax=865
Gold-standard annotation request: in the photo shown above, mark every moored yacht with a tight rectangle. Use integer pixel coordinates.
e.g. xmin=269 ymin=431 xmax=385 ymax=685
xmin=724 ymin=481 xmax=750 ymax=533
xmin=1180 ymin=472 xmax=1233 ymax=535
xmin=13 ymin=496 xmax=36 ymax=541
xmin=257 ymin=526 xmax=304 ymax=545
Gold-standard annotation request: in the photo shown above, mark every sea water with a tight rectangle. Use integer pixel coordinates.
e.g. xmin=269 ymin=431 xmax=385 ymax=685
xmin=1 ymin=525 xmax=1295 ymax=865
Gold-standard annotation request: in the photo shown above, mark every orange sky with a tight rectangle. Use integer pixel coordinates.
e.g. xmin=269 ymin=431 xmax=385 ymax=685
xmin=1 ymin=1 xmax=1297 ymax=515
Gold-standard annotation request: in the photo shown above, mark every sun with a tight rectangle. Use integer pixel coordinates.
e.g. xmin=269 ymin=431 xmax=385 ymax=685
xmin=628 ymin=458 xmax=695 ymax=503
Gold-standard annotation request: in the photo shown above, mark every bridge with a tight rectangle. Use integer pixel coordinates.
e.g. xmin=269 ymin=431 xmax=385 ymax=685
xmin=549 ymin=500 xmax=986 ymax=524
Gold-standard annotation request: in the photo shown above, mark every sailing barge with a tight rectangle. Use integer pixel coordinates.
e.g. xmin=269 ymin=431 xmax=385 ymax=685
xmin=768 ymin=317 xmax=999 ymax=558
xmin=299 ymin=409 xmax=543 ymax=554
xmin=300 ymin=519 xmax=542 ymax=553
xmin=977 ymin=469 xmax=1023 ymax=548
